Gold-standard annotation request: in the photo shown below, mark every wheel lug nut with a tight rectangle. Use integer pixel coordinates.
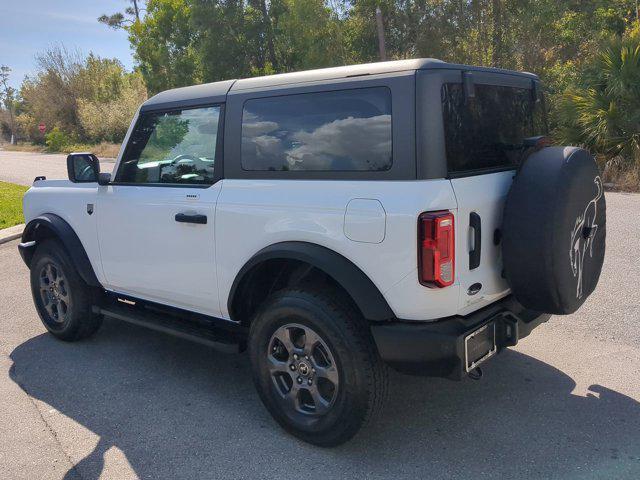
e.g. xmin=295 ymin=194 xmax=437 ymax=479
xmin=312 ymin=368 xmax=316 ymax=374
xmin=297 ymin=376 xmax=302 ymax=384
xmin=290 ymin=364 xmax=296 ymax=371
xmin=305 ymin=355 xmax=309 ymax=360
xmin=307 ymin=379 xmax=312 ymax=386
xmin=293 ymin=354 xmax=299 ymax=360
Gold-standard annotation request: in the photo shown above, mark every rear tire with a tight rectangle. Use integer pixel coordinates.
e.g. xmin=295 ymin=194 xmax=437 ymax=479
xmin=249 ymin=287 xmax=388 ymax=447
xmin=30 ymin=239 xmax=103 ymax=341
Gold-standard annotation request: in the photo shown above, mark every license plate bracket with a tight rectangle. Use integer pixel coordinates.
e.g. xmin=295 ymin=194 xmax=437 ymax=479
xmin=464 ymin=321 xmax=497 ymax=372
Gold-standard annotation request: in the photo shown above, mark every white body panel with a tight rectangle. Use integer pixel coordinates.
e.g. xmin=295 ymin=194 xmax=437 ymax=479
xmin=450 ymin=171 xmax=514 ymax=312
xmin=23 ymin=181 xmax=104 ymax=283
xmin=214 ymin=179 xmax=462 ymax=321
xmin=96 ymin=184 xmax=222 ymax=316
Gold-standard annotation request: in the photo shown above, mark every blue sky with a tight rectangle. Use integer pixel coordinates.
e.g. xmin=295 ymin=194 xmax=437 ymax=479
xmin=0 ymin=0 xmax=134 ymax=88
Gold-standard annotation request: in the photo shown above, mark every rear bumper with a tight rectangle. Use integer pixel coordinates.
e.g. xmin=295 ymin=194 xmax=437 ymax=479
xmin=371 ymin=296 xmax=551 ymax=380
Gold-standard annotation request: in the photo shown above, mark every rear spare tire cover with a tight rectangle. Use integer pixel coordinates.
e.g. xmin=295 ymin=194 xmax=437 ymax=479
xmin=502 ymin=146 xmax=606 ymax=314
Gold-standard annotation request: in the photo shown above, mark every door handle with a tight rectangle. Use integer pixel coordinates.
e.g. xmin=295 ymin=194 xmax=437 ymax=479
xmin=175 ymin=213 xmax=207 ymax=225
xmin=469 ymin=212 xmax=481 ymax=270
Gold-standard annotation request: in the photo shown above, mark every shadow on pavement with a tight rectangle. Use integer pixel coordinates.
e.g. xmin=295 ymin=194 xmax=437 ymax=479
xmin=9 ymin=318 xmax=640 ymax=479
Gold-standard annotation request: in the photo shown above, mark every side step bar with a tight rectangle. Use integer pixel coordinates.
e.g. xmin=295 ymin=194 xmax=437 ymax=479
xmin=93 ymin=303 xmax=244 ymax=354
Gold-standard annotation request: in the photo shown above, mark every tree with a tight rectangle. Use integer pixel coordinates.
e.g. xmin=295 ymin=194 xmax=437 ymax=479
xmin=248 ymin=0 xmax=279 ymax=70
xmin=121 ymin=0 xmax=352 ymax=93
xmin=99 ymin=0 xmax=144 ymax=28
xmin=556 ymin=27 xmax=640 ymax=165
xmin=0 ymin=66 xmax=17 ymax=144
xmin=273 ymin=0 xmax=350 ymax=71
xmin=17 ymin=46 xmax=147 ymax=144
xmin=128 ymin=0 xmax=199 ymax=94
xmin=189 ymin=0 xmax=252 ymax=82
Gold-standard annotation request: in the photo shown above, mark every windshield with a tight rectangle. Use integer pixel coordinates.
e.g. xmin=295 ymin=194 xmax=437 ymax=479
xmin=442 ymin=82 xmax=548 ymax=175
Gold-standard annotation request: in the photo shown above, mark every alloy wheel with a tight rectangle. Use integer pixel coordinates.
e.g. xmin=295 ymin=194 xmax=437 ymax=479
xmin=39 ymin=261 xmax=70 ymax=324
xmin=267 ymin=323 xmax=339 ymax=417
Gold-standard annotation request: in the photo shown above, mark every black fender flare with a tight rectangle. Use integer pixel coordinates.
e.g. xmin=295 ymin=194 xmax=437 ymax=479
xmin=20 ymin=214 xmax=101 ymax=287
xmin=228 ymin=241 xmax=395 ymax=322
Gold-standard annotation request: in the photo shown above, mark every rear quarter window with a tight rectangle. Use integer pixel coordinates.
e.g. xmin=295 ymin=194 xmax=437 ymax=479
xmin=241 ymin=87 xmax=392 ymax=172
xmin=442 ymin=83 xmax=547 ymax=175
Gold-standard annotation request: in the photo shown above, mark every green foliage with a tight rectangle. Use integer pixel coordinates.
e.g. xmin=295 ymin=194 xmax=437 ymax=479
xmin=0 ymin=65 xmax=18 ymax=142
xmin=274 ymin=0 xmax=351 ymax=71
xmin=78 ymin=72 xmax=147 ymax=143
xmin=44 ymin=127 xmax=73 ymax=152
xmin=556 ymin=28 xmax=640 ymax=165
xmin=116 ymin=1 xmax=640 ymax=100
xmin=112 ymin=0 xmax=640 ymax=186
xmin=129 ymin=0 xmax=199 ymax=94
xmin=16 ymin=46 xmax=147 ymax=145
xmin=124 ymin=0 xmax=351 ymax=93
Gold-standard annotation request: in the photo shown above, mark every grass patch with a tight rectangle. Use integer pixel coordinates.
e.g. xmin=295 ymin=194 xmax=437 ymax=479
xmin=0 ymin=181 xmax=29 ymax=229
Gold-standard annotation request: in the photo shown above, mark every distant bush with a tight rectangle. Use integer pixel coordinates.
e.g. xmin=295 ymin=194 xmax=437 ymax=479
xmin=17 ymin=48 xmax=147 ymax=145
xmin=77 ymin=71 xmax=147 ymax=143
xmin=61 ymin=142 xmax=121 ymax=158
xmin=44 ymin=127 xmax=73 ymax=152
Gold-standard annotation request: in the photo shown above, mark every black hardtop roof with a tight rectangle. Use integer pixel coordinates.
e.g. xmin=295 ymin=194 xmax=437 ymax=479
xmin=140 ymin=58 xmax=538 ymax=112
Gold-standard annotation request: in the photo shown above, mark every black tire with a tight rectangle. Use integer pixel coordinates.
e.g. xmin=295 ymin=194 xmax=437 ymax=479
xmin=249 ymin=287 xmax=388 ymax=447
xmin=502 ymin=146 xmax=606 ymax=314
xmin=30 ymin=239 xmax=103 ymax=341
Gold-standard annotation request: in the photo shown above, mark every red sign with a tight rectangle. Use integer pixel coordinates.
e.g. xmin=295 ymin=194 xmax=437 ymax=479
xmin=38 ymin=123 xmax=46 ymax=134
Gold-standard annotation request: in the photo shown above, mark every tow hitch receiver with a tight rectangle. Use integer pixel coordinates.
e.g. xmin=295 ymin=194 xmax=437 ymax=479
xmin=464 ymin=321 xmax=497 ymax=373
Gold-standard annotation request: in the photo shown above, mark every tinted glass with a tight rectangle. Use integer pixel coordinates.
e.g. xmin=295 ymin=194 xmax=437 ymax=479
xmin=241 ymin=87 xmax=392 ymax=172
xmin=117 ymin=106 xmax=220 ymax=185
xmin=442 ymin=83 xmax=547 ymax=174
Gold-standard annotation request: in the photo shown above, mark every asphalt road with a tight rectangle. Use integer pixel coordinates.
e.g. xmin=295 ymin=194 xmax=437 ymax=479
xmin=0 ymin=150 xmax=115 ymax=186
xmin=0 ymin=153 xmax=639 ymax=479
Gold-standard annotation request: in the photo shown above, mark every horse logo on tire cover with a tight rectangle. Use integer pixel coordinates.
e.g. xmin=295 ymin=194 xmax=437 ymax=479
xmin=570 ymin=177 xmax=603 ymax=299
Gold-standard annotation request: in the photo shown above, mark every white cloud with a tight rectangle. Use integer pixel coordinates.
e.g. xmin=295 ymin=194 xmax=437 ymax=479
xmin=242 ymin=114 xmax=392 ymax=171
xmin=287 ymin=115 xmax=391 ymax=170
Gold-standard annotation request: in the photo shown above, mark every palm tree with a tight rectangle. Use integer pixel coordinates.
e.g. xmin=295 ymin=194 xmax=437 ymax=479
xmin=556 ymin=28 xmax=640 ymax=167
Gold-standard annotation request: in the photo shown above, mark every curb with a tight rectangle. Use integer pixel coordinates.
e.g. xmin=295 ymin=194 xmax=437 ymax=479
xmin=0 ymin=224 xmax=24 ymax=245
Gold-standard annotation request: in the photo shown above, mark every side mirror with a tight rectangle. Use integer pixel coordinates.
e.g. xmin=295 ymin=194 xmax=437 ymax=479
xmin=98 ymin=172 xmax=111 ymax=186
xmin=67 ymin=153 xmax=99 ymax=183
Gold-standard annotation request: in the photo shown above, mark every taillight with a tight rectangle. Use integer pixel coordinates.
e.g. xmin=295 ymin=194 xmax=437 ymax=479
xmin=418 ymin=211 xmax=455 ymax=288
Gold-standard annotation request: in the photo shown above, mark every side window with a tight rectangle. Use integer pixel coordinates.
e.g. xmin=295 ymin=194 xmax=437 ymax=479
xmin=241 ymin=87 xmax=392 ymax=172
xmin=117 ymin=105 xmax=221 ymax=185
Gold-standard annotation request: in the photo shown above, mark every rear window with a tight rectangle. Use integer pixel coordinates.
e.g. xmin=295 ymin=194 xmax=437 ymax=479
xmin=442 ymin=83 xmax=547 ymax=174
xmin=241 ymin=87 xmax=392 ymax=172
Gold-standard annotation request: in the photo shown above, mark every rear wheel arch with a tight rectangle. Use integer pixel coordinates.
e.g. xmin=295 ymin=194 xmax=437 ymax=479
xmin=228 ymin=241 xmax=395 ymax=325
xmin=20 ymin=214 xmax=101 ymax=288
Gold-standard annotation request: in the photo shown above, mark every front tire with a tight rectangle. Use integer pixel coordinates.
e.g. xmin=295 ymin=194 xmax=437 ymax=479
xmin=249 ymin=288 xmax=388 ymax=447
xmin=30 ymin=239 xmax=103 ymax=341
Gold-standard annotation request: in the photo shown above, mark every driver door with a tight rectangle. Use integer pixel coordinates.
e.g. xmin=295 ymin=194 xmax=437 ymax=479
xmin=96 ymin=104 xmax=223 ymax=317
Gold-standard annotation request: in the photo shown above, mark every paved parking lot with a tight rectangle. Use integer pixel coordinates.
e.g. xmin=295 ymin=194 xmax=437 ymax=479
xmin=0 ymin=150 xmax=115 ymax=186
xmin=0 ymin=152 xmax=639 ymax=479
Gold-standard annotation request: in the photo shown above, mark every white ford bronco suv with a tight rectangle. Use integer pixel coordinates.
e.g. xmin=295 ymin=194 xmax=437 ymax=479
xmin=19 ymin=59 xmax=606 ymax=446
